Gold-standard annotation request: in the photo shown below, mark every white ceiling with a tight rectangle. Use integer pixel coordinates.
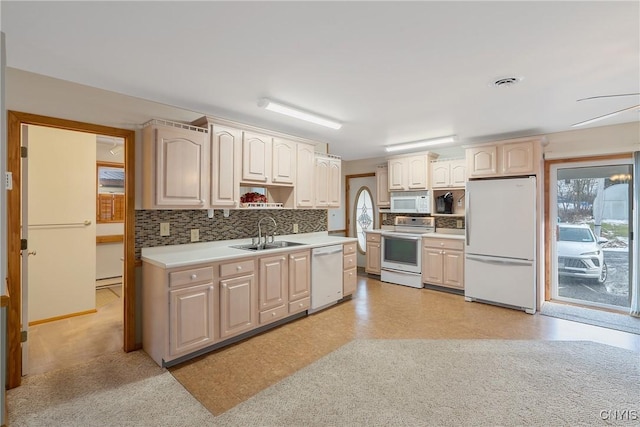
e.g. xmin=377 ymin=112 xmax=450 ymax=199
xmin=2 ymin=1 xmax=639 ymax=160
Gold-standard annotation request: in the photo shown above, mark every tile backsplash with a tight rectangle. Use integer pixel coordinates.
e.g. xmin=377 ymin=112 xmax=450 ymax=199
xmin=380 ymin=213 xmax=465 ymax=230
xmin=135 ymin=209 xmax=327 ymax=259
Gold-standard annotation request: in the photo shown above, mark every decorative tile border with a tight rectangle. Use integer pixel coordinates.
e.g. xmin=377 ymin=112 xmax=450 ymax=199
xmin=135 ymin=209 xmax=328 ymax=259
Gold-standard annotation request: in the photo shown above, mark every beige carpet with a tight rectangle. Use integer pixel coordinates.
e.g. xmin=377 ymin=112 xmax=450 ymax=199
xmin=8 ymin=340 xmax=639 ymax=426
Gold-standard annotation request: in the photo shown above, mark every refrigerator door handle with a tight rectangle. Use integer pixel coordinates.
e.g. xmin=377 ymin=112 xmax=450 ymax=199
xmin=465 ymin=190 xmax=470 ymax=246
xmin=466 ymin=254 xmax=533 ymax=266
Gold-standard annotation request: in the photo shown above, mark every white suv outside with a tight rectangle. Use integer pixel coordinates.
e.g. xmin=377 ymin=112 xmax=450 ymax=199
xmin=557 ymin=224 xmax=607 ymax=283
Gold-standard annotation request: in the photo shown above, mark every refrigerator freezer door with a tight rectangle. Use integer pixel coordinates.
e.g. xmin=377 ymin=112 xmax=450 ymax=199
xmin=464 ymin=254 xmax=536 ymax=313
xmin=466 ymin=177 xmax=536 ymax=260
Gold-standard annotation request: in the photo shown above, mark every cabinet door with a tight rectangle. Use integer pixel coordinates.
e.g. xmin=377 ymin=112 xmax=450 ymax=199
xmin=450 ymin=159 xmax=467 ymax=187
xmin=169 ymin=283 xmax=216 ymax=357
xmin=296 ymin=143 xmax=315 ymax=208
xmin=289 ymin=250 xmax=310 ymax=302
xmin=220 ymin=274 xmax=256 ymax=339
xmin=259 ymin=254 xmax=288 ymax=312
xmin=422 ymin=248 xmax=444 ymax=285
xmin=375 ymin=165 xmax=390 ymax=207
xmin=328 ymin=158 xmax=341 ymax=207
xmin=431 ymin=162 xmax=450 ymax=188
xmin=407 ymin=155 xmax=428 ymax=190
xmin=343 ymin=268 xmax=357 ymax=296
xmin=501 ymin=141 xmax=534 ymax=175
xmin=388 ymin=158 xmax=406 ymax=191
xmin=314 ymin=156 xmax=330 ymax=206
xmin=466 ymin=146 xmax=498 ymax=178
xmin=210 ymin=125 xmax=240 ymax=207
xmin=443 ymin=250 xmax=464 ymax=289
xmin=156 ymin=126 xmax=206 ymax=207
xmin=242 ymin=132 xmax=271 ymax=183
xmin=272 ymin=138 xmax=296 ymax=185
xmin=365 ymin=241 xmax=381 ymax=274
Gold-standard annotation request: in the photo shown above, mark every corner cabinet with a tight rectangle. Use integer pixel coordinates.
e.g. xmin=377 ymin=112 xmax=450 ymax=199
xmin=422 ymin=237 xmax=464 ymax=290
xmin=466 ymin=138 xmax=541 ymax=178
xmin=142 ymin=119 xmax=208 ymax=209
xmin=387 ymin=152 xmax=436 ymax=191
xmin=315 ymin=153 xmax=341 ymax=208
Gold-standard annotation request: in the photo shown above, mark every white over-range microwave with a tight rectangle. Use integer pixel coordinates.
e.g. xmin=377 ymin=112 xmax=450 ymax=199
xmin=390 ymin=191 xmax=430 ymax=213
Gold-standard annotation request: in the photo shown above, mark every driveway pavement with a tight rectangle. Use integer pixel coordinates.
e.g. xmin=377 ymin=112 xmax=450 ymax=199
xmin=557 ymin=249 xmax=630 ymax=308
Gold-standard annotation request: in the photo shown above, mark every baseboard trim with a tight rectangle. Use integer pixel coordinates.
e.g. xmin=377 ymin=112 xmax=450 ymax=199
xmin=28 ymin=309 xmax=97 ymax=326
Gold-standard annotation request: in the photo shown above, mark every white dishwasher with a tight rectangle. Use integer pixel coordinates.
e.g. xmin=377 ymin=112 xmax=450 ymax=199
xmin=310 ymin=244 xmax=344 ymax=313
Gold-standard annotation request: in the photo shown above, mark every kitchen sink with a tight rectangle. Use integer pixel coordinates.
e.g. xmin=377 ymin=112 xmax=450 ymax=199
xmin=231 ymin=241 xmax=307 ymax=251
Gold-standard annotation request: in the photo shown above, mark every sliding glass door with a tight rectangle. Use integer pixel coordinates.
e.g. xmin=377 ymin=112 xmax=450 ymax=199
xmin=550 ymin=159 xmax=634 ymax=310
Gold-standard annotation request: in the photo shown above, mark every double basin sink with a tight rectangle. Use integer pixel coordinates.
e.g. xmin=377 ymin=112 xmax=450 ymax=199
xmin=231 ymin=240 xmax=307 ymax=252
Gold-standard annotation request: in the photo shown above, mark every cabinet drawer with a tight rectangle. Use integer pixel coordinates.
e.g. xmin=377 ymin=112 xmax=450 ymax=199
xmin=343 ymin=242 xmax=357 ymax=255
xmin=366 ymin=233 xmax=381 ymax=243
xmin=289 ymin=296 xmax=310 ymax=314
xmin=220 ymin=259 xmax=255 ymax=278
xmin=343 ymin=253 xmax=357 ymax=270
xmin=169 ymin=266 xmax=214 ymax=288
xmin=259 ymin=304 xmax=288 ymax=325
xmin=423 ymin=238 xmax=464 ymax=251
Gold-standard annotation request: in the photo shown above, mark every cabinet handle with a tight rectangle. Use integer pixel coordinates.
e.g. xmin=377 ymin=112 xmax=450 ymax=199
xmin=209 ymin=286 xmax=214 ymax=290
xmin=237 ymin=266 xmax=242 ymax=271
xmin=281 ymin=257 xmax=285 ymax=261
xmin=272 ymin=312 xmax=276 ymax=317
xmin=222 ymin=283 xmax=227 ymax=288
xmin=191 ymin=274 xmax=197 ymax=280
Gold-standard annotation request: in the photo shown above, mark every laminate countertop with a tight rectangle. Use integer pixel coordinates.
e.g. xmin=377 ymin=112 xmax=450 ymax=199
xmin=141 ymin=232 xmax=358 ymax=269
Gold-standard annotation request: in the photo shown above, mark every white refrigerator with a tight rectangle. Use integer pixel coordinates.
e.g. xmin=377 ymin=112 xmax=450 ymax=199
xmin=464 ymin=177 xmax=537 ymax=314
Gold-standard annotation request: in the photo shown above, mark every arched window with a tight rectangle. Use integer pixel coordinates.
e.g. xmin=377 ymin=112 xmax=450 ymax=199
xmin=354 ymin=186 xmax=374 ymax=252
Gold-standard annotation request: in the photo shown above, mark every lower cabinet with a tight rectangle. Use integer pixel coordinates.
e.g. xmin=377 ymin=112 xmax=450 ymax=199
xmin=365 ymin=232 xmax=381 ymax=275
xmin=169 ymin=283 xmax=217 ymax=357
xmin=422 ymin=237 xmax=464 ymax=290
xmin=343 ymin=242 xmax=357 ymax=296
xmin=142 ymin=245 xmax=341 ymax=367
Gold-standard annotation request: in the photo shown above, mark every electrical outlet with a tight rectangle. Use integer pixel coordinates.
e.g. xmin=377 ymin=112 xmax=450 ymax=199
xmin=190 ymin=229 xmax=199 ymax=242
xmin=160 ymin=222 xmax=170 ymax=236
xmin=456 ymin=220 xmax=463 ymax=229
xmin=383 ymin=213 xmax=388 ymax=220
xmin=293 ymin=224 xmax=299 ymax=233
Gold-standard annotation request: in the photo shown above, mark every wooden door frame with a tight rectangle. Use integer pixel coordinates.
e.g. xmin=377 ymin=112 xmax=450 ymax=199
xmin=6 ymin=111 xmax=136 ymax=388
xmin=543 ymin=153 xmax=633 ymax=302
xmin=345 ymin=173 xmax=376 ymax=237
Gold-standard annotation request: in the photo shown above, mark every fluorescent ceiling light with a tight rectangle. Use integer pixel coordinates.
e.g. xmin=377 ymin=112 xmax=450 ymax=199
xmin=385 ymin=135 xmax=457 ymax=152
xmin=258 ymin=98 xmax=342 ymax=130
xmin=571 ymin=104 xmax=640 ymax=127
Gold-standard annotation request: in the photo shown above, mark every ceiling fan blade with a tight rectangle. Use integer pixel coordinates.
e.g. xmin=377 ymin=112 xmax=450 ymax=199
xmin=571 ymin=104 xmax=640 ymax=127
xmin=577 ymin=93 xmax=640 ymax=102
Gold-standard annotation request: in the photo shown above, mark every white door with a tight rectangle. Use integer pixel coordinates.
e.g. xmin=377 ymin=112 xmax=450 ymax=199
xmin=348 ymin=176 xmax=376 ymax=267
xmin=24 ymin=125 xmax=97 ymax=365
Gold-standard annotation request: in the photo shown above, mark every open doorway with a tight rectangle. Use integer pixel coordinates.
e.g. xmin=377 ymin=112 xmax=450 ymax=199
xmin=6 ymin=111 xmax=135 ymax=388
xmin=550 ymin=158 xmax=633 ymax=310
xmin=23 ymin=127 xmax=126 ymax=375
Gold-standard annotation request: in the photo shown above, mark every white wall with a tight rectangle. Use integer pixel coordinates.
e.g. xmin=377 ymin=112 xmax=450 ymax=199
xmin=543 ymin=122 xmax=640 ymax=159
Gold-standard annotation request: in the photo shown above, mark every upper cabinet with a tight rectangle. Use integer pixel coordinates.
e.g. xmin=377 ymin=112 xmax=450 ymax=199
xmin=431 ymin=159 xmax=466 ymax=189
xmin=209 ymin=124 xmax=242 ymax=208
xmin=296 ymin=143 xmax=315 ymax=208
xmin=142 ymin=120 xmax=208 ymax=209
xmin=241 ymin=133 xmax=296 ymax=186
xmin=375 ymin=164 xmax=390 ymax=207
xmin=315 ymin=154 xmax=341 ymax=208
xmin=466 ymin=138 xmax=541 ymax=179
xmin=387 ymin=152 xmax=436 ymax=191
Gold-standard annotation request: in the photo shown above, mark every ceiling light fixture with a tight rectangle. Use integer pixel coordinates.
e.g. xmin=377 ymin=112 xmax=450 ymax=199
xmin=258 ymin=98 xmax=342 ymax=130
xmin=571 ymin=104 xmax=640 ymax=127
xmin=385 ymin=135 xmax=457 ymax=153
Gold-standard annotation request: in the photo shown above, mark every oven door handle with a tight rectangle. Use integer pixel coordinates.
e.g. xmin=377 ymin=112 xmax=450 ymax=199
xmin=382 ymin=233 xmax=422 ymax=240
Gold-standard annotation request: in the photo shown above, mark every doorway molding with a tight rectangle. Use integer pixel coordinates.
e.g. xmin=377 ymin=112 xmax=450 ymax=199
xmin=6 ymin=111 xmax=136 ymax=388
xmin=345 ymin=173 xmax=375 ymax=236
xmin=543 ymin=153 xmax=633 ymax=302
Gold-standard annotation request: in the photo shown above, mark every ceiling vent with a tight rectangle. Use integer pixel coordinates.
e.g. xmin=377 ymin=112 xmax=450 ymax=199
xmin=492 ymin=76 xmax=523 ymax=88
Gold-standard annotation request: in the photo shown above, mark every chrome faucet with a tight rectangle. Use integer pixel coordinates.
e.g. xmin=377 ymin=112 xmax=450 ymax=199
xmin=257 ymin=216 xmax=277 ymax=246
